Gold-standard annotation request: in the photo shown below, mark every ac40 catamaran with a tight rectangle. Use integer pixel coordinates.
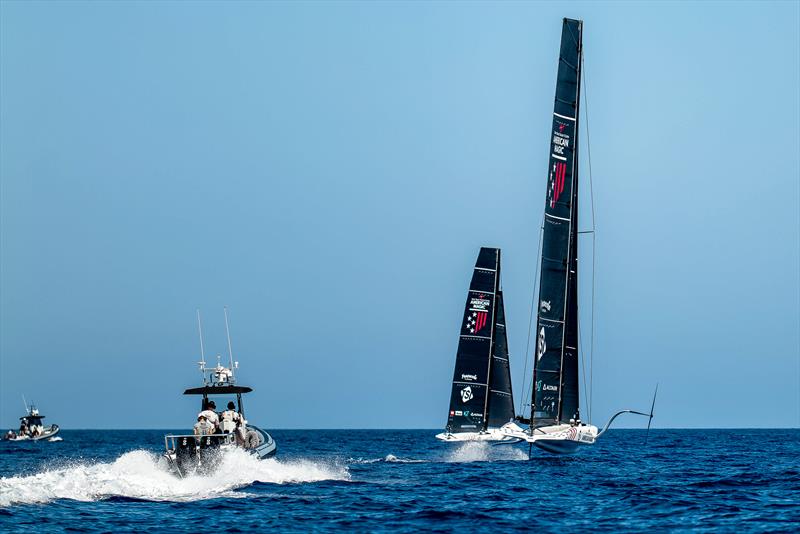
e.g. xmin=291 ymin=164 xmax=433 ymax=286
xmin=501 ymin=18 xmax=655 ymax=455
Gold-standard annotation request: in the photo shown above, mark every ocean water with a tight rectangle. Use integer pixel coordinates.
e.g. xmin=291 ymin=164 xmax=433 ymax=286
xmin=0 ymin=429 xmax=797 ymax=532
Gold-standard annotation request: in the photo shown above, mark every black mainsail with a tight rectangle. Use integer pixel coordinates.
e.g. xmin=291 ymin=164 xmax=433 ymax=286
xmin=531 ymin=18 xmax=582 ymax=425
xmin=487 ymin=290 xmax=515 ymax=428
xmin=446 ymin=247 xmax=515 ymax=433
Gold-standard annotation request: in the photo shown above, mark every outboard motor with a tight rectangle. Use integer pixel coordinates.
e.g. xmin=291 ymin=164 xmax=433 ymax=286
xmin=175 ymin=436 xmax=197 ymax=475
xmin=197 ymin=435 xmax=221 ymax=473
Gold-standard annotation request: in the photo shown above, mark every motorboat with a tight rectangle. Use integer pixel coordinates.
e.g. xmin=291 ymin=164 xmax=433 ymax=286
xmin=163 ymin=309 xmax=277 ymax=477
xmin=3 ymin=403 xmax=59 ymax=441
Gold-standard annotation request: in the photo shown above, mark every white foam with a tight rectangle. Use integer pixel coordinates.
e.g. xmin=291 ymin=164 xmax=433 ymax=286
xmin=350 ymin=454 xmax=427 ymax=464
xmin=445 ymin=442 xmax=529 ymax=462
xmin=0 ymin=448 xmax=349 ymax=507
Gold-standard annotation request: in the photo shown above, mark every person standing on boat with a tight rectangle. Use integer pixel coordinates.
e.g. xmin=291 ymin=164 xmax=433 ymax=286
xmin=220 ymin=401 xmax=241 ymax=434
xmin=198 ymin=400 xmax=220 ymax=432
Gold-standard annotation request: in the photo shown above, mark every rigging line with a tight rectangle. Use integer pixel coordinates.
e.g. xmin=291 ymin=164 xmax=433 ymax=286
xmin=579 ymin=290 xmax=588 ymax=416
xmin=581 ymin=48 xmax=597 ymax=424
xmin=519 ymin=214 xmax=545 ymax=415
xmin=577 ymin=233 xmax=589 ymax=418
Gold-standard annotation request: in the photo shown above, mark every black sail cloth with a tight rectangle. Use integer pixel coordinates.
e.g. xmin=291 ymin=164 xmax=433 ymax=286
xmin=446 ymin=247 xmax=515 ymax=433
xmin=531 ymin=18 xmax=582 ymax=425
xmin=487 ymin=291 xmax=515 ymax=428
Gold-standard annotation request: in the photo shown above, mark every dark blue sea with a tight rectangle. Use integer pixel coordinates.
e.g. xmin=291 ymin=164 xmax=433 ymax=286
xmin=1 ymin=429 xmax=798 ymax=532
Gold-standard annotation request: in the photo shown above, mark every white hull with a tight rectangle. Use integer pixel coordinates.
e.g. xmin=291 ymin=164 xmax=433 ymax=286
xmin=3 ymin=425 xmax=60 ymax=442
xmin=164 ymin=425 xmax=276 ymax=477
xmin=501 ymin=423 xmax=598 ymax=455
xmin=435 ymin=422 xmax=523 ymax=442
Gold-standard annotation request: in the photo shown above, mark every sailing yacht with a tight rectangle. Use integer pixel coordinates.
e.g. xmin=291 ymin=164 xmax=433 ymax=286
xmin=501 ymin=18 xmax=654 ymax=454
xmin=436 ymin=247 xmax=518 ymax=442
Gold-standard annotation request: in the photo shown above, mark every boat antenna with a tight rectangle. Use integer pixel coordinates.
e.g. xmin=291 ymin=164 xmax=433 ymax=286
xmin=223 ymin=306 xmax=236 ymax=381
xmin=197 ymin=309 xmax=207 ymax=384
xmin=644 ymin=383 xmax=658 ymax=446
xmin=22 ymin=394 xmax=28 ymax=413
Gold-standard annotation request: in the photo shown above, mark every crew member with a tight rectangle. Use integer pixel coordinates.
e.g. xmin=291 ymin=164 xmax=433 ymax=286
xmin=198 ymin=400 xmax=220 ymax=432
xmin=220 ymin=401 xmax=241 ymax=433
xmin=193 ymin=415 xmax=214 ymax=436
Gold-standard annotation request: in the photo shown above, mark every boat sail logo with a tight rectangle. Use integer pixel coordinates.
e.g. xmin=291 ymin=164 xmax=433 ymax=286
xmin=540 ymin=300 xmax=551 ymax=313
xmin=460 ymin=386 xmax=474 ymax=403
xmin=536 ymin=326 xmax=547 ymax=361
xmin=548 ymin=160 xmax=567 ymax=209
xmin=465 ymin=294 xmax=491 ymax=334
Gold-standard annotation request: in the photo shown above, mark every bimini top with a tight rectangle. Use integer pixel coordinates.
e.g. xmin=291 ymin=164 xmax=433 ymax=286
xmin=183 ymin=385 xmax=253 ymax=395
xmin=21 ymin=407 xmax=44 ymax=419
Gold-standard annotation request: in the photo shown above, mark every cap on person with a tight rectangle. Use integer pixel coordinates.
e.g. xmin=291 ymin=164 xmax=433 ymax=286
xmin=227 ymin=402 xmax=236 ymax=410
xmin=207 ymin=400 xmax=216 ymax=409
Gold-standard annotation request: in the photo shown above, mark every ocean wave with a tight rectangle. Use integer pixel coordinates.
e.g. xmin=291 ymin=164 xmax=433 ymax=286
xmin=349 ymin=454 xmax=427 ymax=464
xmin=0 ymin=448 xmax=350 ymax=507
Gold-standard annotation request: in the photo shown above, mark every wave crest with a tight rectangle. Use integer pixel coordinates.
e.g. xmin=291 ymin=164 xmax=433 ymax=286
xmin=0 ymin=448 xmax=349 ymax=507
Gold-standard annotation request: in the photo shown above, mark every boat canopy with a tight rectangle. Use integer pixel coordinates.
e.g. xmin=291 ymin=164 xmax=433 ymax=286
xmin=20 ymin=415 xmax=44 ymax=420
xmin=183 ymin=385 xmax=253 ymax=395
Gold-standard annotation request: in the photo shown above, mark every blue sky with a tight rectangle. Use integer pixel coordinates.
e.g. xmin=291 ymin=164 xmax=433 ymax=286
xmin=1 ymin=1 xmax=798 ymax=429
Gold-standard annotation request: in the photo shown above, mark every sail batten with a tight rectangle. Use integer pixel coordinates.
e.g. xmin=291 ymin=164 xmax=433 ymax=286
xmin=531 ymin=18 xmax=583 ymax=425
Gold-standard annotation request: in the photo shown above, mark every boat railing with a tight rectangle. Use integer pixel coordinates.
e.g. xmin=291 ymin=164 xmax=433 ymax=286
xmin=164 ymin=432 xmax=237 ymax=452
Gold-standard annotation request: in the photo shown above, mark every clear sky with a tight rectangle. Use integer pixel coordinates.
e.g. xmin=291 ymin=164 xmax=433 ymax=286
xmin=1 ymin=1 xmax=798 ymax=429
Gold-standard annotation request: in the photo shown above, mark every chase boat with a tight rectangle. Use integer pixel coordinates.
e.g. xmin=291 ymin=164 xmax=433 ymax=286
xmin=163 ymin=310 xmax=277 ymax=477
xmin=3 ymin=403 xmax=60 ymax=442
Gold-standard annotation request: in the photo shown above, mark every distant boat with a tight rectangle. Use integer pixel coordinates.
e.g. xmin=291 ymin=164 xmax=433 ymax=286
xmin=163 ymin=309 xmax=277 ymax=476
xmin=502 ymin=18 xmax=654 ymax=454
xmin=436 ymin=247 xmax=518 ymax=442
xmin=3 ymin=400 xmax=59 ymax=442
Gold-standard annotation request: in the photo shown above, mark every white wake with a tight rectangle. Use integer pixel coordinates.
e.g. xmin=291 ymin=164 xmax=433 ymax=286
xmin=0 ymin=448 xmax=349 ymax=507
xmin=349 ymin=454 xmax=427 ymax=464
xmin=444 ymin=442 xmax=528 ymax=462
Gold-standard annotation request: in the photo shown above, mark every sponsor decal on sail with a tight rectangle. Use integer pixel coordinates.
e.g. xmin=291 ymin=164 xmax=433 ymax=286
xmin=455 ymin=410 xmax=463 ymax=416
xmin=450 ymin=410 xmax=455 ymax=416
xmin=536 ymin=326 xmax=547 ymax=361
xmin=460 ymin=386 xmax=474 ymax=403
xmin=461 ymin=374 xmax=477 ymax=381
xmin=549 ymin=160 xmax=567 ymax=209
xmin=465 ymin=294 xmax=491 ymax=334
xmin=540 ymin=300 xmax=551 ymax=313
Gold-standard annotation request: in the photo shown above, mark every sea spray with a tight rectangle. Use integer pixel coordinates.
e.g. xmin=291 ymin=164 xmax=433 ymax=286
xmin=0 ymin=447 xmax=349 ymax=507
xmin=444 ymin=442 xmax=528 ymax=463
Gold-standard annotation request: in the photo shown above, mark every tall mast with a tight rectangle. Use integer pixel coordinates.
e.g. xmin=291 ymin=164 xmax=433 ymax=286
xmin=530 ymin=18 xmax=583 ymax=424
xmin=480 ymin=249 xmax=501 ymax=431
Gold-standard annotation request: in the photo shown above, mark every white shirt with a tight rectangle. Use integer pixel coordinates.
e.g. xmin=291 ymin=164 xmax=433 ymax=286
xmin=198 ymin=409 xmax=219 ymax=426
xmin=194 ymin=419 xmax=214 ymax=435
xmin=221 ymin=410 xmax=241 ymax=423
